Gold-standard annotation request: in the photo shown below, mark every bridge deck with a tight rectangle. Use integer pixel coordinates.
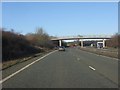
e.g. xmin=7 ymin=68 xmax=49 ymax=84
xmin=51 ymin=37 xmax=111 ymax=40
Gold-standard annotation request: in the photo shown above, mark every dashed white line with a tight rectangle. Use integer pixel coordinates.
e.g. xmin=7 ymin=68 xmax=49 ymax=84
xmin=89 ymin=66 xmax=96 ymax=71
xmin=0 ymin=50 xmax=57 ymax=84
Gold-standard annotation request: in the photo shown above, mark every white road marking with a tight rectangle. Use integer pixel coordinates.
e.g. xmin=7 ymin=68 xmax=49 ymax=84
xmin=0 ymin=50 xmax=57 ymax=84
xmin=89 ymin=66 xmax=96 ymax=71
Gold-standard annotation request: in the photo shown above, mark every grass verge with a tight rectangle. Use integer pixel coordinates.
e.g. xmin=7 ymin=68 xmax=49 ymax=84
xmin=80 ymin=47 xmax=118 ymax=59
xmin=2 ymin=49 xmax=54 ymax=70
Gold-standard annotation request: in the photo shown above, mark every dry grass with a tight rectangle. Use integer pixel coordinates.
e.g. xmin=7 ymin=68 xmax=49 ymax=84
xmin=80 ymin=47 xmax=118 ymax=59
xmin=2 ymin=56 xmax=33 ymax=70
xmin=2 ymin=49 xmax=53 ymax=70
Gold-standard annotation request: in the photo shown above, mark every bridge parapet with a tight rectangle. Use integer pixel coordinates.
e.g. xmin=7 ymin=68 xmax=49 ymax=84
xmin=82 ymin=35 xmax=112 ymax=38
xmin=51 ymin=35 xmax=112 ymax=40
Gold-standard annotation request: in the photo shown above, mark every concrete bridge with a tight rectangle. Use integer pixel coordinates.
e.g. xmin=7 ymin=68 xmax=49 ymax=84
xmin=51 ymin=35 xmax=112 ymax=48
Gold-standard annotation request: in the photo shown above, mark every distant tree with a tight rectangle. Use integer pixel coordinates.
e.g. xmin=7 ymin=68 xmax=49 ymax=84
xmin=78 ymin=35 xmax=83 ymax=37
xmin=106 ymin=33 xmax=120 ymax=48
xmin=35 ymin=27 xmax=47 ymax=35
xmin=26 ymin=33 xmax=37 ymax=45
xmin=26 ymin=27 xmax=54 ymax=49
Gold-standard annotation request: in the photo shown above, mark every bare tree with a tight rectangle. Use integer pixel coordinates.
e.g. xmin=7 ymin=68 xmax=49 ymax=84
xmin=26 ymin=27 xmax=54 ymax=49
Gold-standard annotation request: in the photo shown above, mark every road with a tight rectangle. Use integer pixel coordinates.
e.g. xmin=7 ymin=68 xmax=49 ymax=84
xmin=2 ymin=48 xmax=118 ymax=88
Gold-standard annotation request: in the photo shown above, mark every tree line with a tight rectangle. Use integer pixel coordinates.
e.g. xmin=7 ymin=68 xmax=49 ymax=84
xmin=2 ymin=28 xmax=57 ymax=61
xmin=2 ymin=27 xmax=120 ymax=61
xmin=106 ymin=33 xmax=120 ymax=48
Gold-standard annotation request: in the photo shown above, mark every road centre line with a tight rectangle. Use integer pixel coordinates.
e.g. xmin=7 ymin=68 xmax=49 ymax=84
xmin=89 ymin=66 xmax=96 ymax=71
xmin=0 ymin=50 xmax=57 ymax=84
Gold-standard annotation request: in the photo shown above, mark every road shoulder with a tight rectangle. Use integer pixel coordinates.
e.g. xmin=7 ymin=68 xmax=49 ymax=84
xmin=2 ymin=50 xmax=56 ymax=79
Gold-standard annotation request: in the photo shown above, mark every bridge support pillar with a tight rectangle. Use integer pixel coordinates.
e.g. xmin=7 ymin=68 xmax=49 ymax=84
xmin=59 ymin=40 xmax=62 ymax=46
xmin=81 ymin=39 xmax=83 ymax=48
xmin=103 ymin=39 xmax=106 ymax=48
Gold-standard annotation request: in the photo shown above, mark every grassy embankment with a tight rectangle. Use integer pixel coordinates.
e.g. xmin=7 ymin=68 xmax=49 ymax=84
xmin=2 ymin=28 xmax=56 ymax=70
xmin=80 ymin=34 xmax=120 ymax=59
xmin=80 ymin=47 xmax=118 ymax=59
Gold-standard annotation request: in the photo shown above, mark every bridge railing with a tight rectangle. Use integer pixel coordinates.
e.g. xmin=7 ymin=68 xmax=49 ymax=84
xmin=81 ymin=35 xmax=112 ymax=38
xmin=51 ymin=35 xmax=112 ymax=40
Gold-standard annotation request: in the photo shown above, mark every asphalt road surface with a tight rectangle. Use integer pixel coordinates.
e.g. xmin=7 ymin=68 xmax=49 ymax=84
xmin=2 ymin=48 xmax=118 ymax=88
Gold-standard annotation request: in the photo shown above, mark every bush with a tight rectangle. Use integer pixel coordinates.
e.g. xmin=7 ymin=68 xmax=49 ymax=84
xmin=26 ymin=28 xmax=54 ymax=49
xmin=2 ymin=30 xmax=41 ymax=61
xmin=106 ymin=33 xmax=120 ymax=48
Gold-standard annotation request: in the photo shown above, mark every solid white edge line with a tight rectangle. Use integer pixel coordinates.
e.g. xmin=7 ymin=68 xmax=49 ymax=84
xmin=89 ymin=66 xmax=96 ymax=71
xmin=0 ymin=50 xmax=57 ymax=84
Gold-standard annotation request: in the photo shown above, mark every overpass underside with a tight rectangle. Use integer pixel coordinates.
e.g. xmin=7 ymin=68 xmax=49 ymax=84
xmin=51 ymin=37 xmax=111 ymax=48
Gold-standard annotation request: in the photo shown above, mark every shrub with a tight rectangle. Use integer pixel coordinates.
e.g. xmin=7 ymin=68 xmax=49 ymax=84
xmin=2 ymin=30 xmax=41 ymax=61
